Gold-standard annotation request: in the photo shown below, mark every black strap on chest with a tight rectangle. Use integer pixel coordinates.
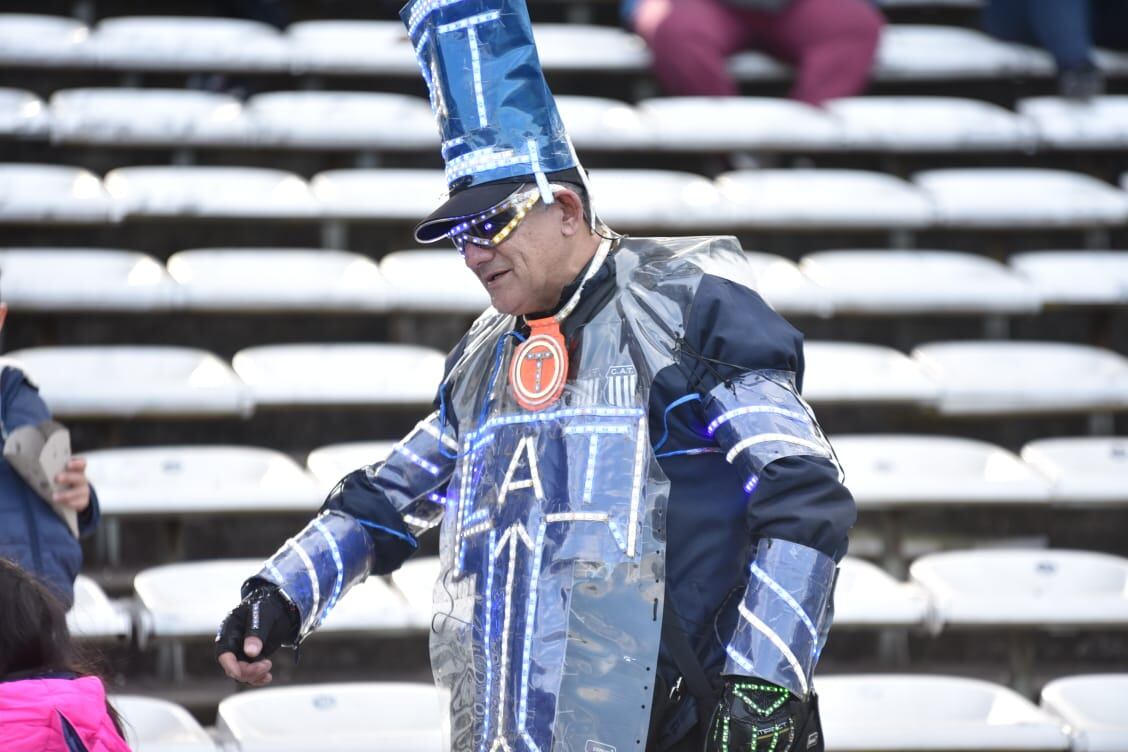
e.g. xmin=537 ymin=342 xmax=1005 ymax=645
xmin=660 ymin=596 xmax=721 ymax=722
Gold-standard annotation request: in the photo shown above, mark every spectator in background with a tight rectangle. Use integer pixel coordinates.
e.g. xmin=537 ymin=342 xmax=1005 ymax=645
xmin=0 ymin=298 xmax=100 ymax=610
xmin=624 ymin=0 xmax=885 ymax=106
xmin=0 ymin=558 xmax=131 ymax=752
xmin=983 ymin=0 xmax=1128 ymax=100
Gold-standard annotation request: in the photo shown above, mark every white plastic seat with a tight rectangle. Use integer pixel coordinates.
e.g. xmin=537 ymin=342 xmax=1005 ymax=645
xmin=390 ymin=555 xmax=440 ymax=630
xmin=914 ymin=168 xmax=1128 ymax=228
xmin=911 ymin=549 xmax=1128 ymax=629
xmin=379 ymin=249 xmax=490 ymax=314
xmin=8 ymin=345 xmax=252 ymax=418
xmin=556 ymin=96 xmax=654 ymax=151
xmin=246 ymin=91 xmax=436 ymax=150
xmin=232 ymin=343 xmax=445 ymax=407
xmin=49 ymin=88 xmax=248 ymax=147
xmin=84 ymin=446 xmax=321 ymax=516
xmin=716 ymin=169 xmax=932 ymax=229
xmin=639 ymin=97 xmax=841 ymax=152
xmin=911 ymin=341 xmax=1128 ymax=415
xmin=68 ymin=575 xmax=131 ymax=641
xmin=1021 ymin=437 xmax=1128 ymax=506
xmin=875 ymin=26 xmax=1036 ymax=80
xmin=0 ymin=14 xmax=91 ymax=68
xmin=0 ymin=88 xmax=49 ymax=138
xmin=799 ymin=249 xmax=1041 ymax=314
xmin=801 ymin=342 xmax=939 ymax=405
xmin=105 ymin=166 xmax=318 ymax=219
xmin=1018 ymin=96 xmax=1128 ymax=149
xmin=286 ymin=20 xmax=416 ymax=76
xmin=0 ymin=164 xmax=114 ymax=223
xmin=744 ymin=252 xmax=832 ymax=317
xmin=216 ymin=682 xmax=444 ymax=752
xmin=110 ymin=695 xmax=217 ymax=752
xmin=1040 ymin=674 xmax=1128 ymax=752
xmin=1096 ymin=48 xmax=1128 ymax=76
xmin=87 ymin=16 xmax=290 ymax=72
xmin=831 ymin=434 xmax=1052 ymax=509
xmin=586 ymin=169 xmax=732 ymax=229
xmin=817 ymin=674 xmax=1071 ymax=751
xmin=1009 ymin=250 xmax=1128 ymax=305
xmin=832 ymin=557 xmax=930 ymax=628
xmin=135 ymin=559 xmax=412 ymax=638
xmin=167 ymin=248 xmax=390 ymax=312
xmin=532 ymin=24 xmax=649 ymax=71
xmin=312 ymin=169 xmax=445 ymax=221
xmin=827 ymin=96 xmax=1035 ymax=152
xmin=727 ymin=51 xmax=790 ymax=82
xmin=0 ymin=248 xmax=177 ymax=312
xmin=306 ymin=441 xmax=397 ymax=495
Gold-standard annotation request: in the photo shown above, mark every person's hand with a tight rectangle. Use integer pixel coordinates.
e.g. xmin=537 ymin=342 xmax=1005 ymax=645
xmin=215 ymin=585 xmax=300 ymax=687
xmin=705 ymin=677 xmax=809 ymax=751
xmin=54 ymin=456 xmax=91 ymax=512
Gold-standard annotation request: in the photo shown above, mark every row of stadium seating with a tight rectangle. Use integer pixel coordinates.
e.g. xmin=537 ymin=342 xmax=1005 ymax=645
xmin=5 ymin=89 xmax=1128 ymax=153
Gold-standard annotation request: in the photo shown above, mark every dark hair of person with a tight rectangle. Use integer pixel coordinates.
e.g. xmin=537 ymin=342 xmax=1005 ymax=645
xmin=0 ymin=558 xmax=126 ymax=738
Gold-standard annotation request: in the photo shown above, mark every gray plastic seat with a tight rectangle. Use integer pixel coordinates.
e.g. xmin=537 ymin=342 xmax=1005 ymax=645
xmin=874 ymin=25 xmax=1037 ymax=80
xmin=587 ymin=169 xmax=732 ymax=230
xmin=0 ymin=14 xmax=92 ymax=68
xmin=639 ymin=97 xmax=841 ymax=152
xmin=827 ymin=96 xmax=1035 ymax=151
xmin=744 ymin=251 xmax=832 ymax=317
xmin=246 ymin=91 xmax=436 ymax=150
xmin=105 ymin=166 xmax=318 ymax=219
xmin=307 ymin=441 xmax=397 ymax=496
xmin=1018 ymin=96 xmax=1128 ymax=149
xmin=0 ymin=248 xmax=177 ymax=312
xmin=312 ymin=169 xmax=444 ymax=221
xmin=0 ymin=88 xmax=49 ymax=138
xmin=49 ymin=88 xmax=248 ymax=146
xmin=286 ymin=20 xmax=419 ymax=76
xmin=556 ymin=96 xmax=654 ymax=151
xmin=86 ymin=16 xmax=290 ymax=72
xmin=532 ymin=23 xmax=649 ymax=72
xmin=1010 ymin=250 xmax=1128 ymax=305
xmin=802 ymin=342 xmax=939 ymax=405
xmin=0 ymin=164 xmax=115 ymax=224
xmin=1021 ymin=437 xmax=1128 ymax=506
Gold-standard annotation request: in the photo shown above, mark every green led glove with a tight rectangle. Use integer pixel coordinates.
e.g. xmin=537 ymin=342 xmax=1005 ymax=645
xmin=704 ymin=677 xmax=821 ymax=752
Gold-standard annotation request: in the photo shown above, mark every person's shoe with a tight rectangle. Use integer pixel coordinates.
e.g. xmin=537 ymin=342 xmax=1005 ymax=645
xmin=1058 ymin=67 xmax=1105 ymax=102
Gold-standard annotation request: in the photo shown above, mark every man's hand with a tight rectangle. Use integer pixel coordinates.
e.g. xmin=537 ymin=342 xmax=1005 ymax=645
xmin=705 ymin=677 xmax=815 ymax=751
xmin=215 ymin=585 xmax=300 ymax=687
xmin=54 ymin=456 xmax=91 ymax=512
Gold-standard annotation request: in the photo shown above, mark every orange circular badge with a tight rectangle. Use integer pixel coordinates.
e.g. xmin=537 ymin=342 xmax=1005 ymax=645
xmin=509 ymin=319 xmax=568 ymax=411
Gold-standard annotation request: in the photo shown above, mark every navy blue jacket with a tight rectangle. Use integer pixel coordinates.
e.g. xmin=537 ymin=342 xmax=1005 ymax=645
xmin=0 ymin=366 xmax=99 ymax=609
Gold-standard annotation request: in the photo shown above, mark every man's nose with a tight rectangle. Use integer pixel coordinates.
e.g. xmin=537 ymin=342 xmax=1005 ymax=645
xmin=463 ymin=241 xmax=495 ymax=269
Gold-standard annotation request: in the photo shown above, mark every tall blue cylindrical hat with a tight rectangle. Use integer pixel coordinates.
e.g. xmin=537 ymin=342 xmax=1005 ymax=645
xmin=401 ymin=0 xmax=584 ymax=242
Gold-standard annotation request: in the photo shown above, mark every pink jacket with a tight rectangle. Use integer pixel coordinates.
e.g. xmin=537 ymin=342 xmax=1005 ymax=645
xmin=0 ymin=675 xmax=132 ymax=752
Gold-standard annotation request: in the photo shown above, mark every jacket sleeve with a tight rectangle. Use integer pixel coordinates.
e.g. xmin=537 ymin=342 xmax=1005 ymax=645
xmin=681 ymin=274 xmax=855 ymax=698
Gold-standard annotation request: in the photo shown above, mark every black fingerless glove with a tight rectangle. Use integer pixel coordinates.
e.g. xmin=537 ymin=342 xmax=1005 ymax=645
xmin=214 ymin=584 xmax=300 ymax=662
xmin=705 ymin=677 xmax=820 ymax=752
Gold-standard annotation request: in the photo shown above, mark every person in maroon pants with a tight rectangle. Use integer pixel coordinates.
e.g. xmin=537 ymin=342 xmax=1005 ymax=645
xmin=625 ymin=0 xmax=885 ymax=106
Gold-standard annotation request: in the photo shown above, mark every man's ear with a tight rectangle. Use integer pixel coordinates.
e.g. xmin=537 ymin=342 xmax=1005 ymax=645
xmin=553 ymin=189 xmax=585 ymax=237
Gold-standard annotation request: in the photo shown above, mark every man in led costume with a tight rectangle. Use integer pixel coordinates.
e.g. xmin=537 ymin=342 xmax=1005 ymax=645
xmin=216 ymin=1 xmax=855 ymax=749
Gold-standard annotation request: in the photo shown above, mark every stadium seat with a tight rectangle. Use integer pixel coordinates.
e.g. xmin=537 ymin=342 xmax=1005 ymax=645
xmin=0 ymin=14 xmax=92 ymax=69
xmin=109 ymin=695 xmax=217 ymax=752
xmin=0 ymin=88 xmax=49 ymax=138
xmin=909 ymin=548 xmax=1128 ymax=629
xmin=826 ymin=96 xmax=1035 ymax=152
xmin=0 ymin=164 xmax=115 ymax=224
xmin=873 ymin=26 xmax=1038 ymax=81
xmin=727 ymin=51 xmax=790 ymax=82
xmin=86 ymin=16 xmax=290 ymax=72
xmin=306 ymin=441 xmax=397 ymax=495
xmin=556 ymin=95 xmax=654 ymax=151
xmin=1018 ymin=96 xmax=1128 ymax=150
xmin=390 ymin=555 xmax=440 ymax=630
xmin=1040 ymin=674 xmax=1128 ymax=752
xmin=231 ymin=343 xmax=445 ymax=407
xmin=379 ymin=250 xmax=490 ymax=314
xmin=1020 ymin=436 xmax=1128 ymax=506
xmin=104 ymin=166 xmax=319 ymax=219
xmin=832 ymin=557 xmax=930 ymax=628
xmin=586 ymin=169 xmax=733 ymax=230
xmin=816 ymin=674 xmax=1071 ymax=751
xmin=911 ymin=341 xmax=1128 ymax=415
xmin=312 ymin=168 xmax=445 ymax=221
xmin=715 ymin=169 xmax=932 ymax=229
xmin=166 ymin=248 xmax=390 ymax=312
xmin=532 ymin=23 xmax=649 ymax=71
xmin=245 ymin=91 xmax=437 ymax=150
xmin=831 ymin=434 xmax=1052 ymax=510
xmin=744 ymin=252 xmax=833 ymax=317
xmin=68 ymin=575 xmax=131 ymax=642
xmin=216 ymin=682 xmax=444 ymax=752
xmin=134 ymin=559 xmax=412 ymax=638
xmin=1009 ymin=250 xmax=1128 ymax=306
xmin=638 ymin=97 xmax=841 ymax=152
xmin=286 ymin=20 xmax=416 ymax=76
xmin=1096 ymin=48 xmax=1128 ymax=76
xmin=49 ymin=88 xmax=248 ymax=147
xmin=913 ymin=168 xmax=1128 ymax=228
xmin=801 ymin=342 xmax=939 ymax=405
xmin=0 ymin=248 xmax=177 ymax=312
xmin=7 ymin=345 xmax=252 ymax=418
xmin=84 ymin=445 xmax=322 ymax=516
xmin=799 ymin=250 xmax=1041 ymax=315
